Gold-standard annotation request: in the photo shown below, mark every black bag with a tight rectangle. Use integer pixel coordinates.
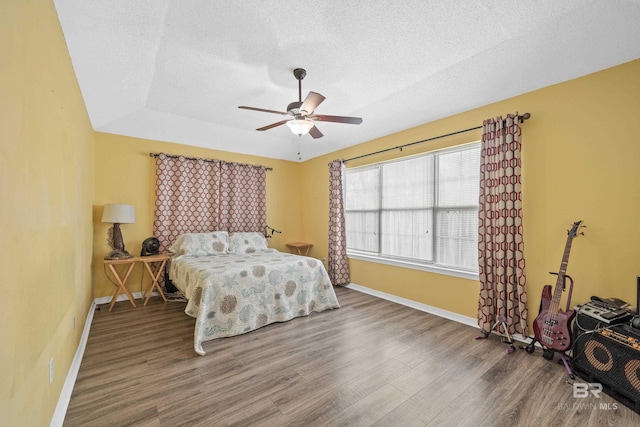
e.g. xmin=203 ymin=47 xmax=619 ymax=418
xmin=164 ymin=264 xmax=179 ymax=294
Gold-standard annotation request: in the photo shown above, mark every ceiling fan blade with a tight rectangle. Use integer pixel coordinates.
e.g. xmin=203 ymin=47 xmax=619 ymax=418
xmin=310 ymin=114 xmax=363 ymax=125
xmin=299 ymin=91 xmax=325 ymax=115
xmin=309 ymin=125 xmax=323 ymax=139
xmin=239 ymin=106 xmax=288 ymax=115
xmin=256 ymin=120 xmax=289 ymax=131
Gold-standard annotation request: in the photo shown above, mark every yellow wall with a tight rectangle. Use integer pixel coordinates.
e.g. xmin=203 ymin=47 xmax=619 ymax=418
xmin=93 ymin=134 xmax=302 ymax=298
xmin=3 ymin=2 xmax=638 ymax=422
xmin=0 ymin=1 xmax=95 ymax=425
xmin=301 ymin=59 xmax=640 ymax=325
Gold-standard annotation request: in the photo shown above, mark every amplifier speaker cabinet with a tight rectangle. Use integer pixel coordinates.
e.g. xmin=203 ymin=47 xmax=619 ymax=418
xmin=571 ymin=325 xmax=640 ymax=413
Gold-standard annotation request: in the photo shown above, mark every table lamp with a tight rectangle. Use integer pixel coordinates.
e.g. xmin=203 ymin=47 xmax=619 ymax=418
xmin=102 ymin=204 xmax=135 ymax=259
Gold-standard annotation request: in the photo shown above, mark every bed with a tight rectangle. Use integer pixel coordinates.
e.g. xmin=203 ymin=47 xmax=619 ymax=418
xmin=168 ymin=231 xmax=340 ymax=355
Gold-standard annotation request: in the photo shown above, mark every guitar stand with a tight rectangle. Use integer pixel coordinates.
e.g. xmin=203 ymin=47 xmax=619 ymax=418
xmin=521 ymin=274 xmax=576 ymax=380
xmin=521 ymin=336 xmax=575 ymax=379
xmin=476 ymin=315 xmax=516 ymax=354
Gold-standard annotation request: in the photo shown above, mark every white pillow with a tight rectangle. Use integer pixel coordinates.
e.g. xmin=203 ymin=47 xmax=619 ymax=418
xmin=229 ymin=232 xmax=269 ymax=254
xmin=169 ymin=231 xmax=229 ymax=257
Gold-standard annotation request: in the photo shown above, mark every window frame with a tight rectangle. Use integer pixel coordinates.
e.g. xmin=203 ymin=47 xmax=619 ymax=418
xmin=345 ymin=142 xmax=481 ymax=281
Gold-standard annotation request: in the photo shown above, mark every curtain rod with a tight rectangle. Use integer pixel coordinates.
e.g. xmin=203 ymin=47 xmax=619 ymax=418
xmin=149 ymin=152 xmax=273 ymax=171
xmin=344 ymin=112 xmax=531 ymax=164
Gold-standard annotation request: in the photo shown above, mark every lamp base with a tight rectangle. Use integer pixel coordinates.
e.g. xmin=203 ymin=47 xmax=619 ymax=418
xmin=104 ymin=249 xmax=132 ymax=260
xmin=105 ymin=222 xmax=132 ymax=260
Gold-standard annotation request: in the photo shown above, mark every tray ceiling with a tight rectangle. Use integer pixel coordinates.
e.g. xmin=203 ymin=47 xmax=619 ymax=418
xmin=54 ymin=0 xmax=640 ymax=161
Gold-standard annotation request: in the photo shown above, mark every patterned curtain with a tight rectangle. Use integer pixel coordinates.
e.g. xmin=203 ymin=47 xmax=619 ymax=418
xmin=477 ymin=114 xmax=529 ymax=336
xmin=217 ymin=162 xmax=267 ymax=233
xmin=153 ymin=153 xmax=267 ymax=253
xmin=328 ymin=160 xmax=350 ymax=285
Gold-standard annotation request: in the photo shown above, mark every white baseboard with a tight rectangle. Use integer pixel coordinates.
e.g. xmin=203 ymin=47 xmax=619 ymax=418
xmin=345 ymin=283 xmax=477 ymax=327
xmin=50 ymin=291 xmax=161 ymax=426
xmin=50 ymin=301 xmax=97 ymax=427
xmin=344 ymin=283 xmax=532 ymax=344
xmin=93 ymin=291 xmax=157 ymax=306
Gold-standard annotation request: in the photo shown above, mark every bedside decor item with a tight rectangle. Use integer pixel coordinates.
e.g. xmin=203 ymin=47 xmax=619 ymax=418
xmin=102 ymin=203 xmax=135 ymax=260
xmin=140 ymin=237 xmax=160 ymax=256
xmin=264 ymin=225 xmax=281 ymax=239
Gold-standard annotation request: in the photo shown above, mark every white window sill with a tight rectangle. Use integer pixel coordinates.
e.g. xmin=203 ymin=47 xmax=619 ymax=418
xmin=347 ymin=251 xmax=479 ymax=281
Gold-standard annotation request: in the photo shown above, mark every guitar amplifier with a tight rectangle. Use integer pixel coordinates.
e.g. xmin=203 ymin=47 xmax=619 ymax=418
xmin=572 ymin=325 xmax=640 ymax=413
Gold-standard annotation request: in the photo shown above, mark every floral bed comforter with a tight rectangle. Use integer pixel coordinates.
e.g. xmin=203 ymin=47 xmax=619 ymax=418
xmin=169 ymin=249 xmax=340 ymax=355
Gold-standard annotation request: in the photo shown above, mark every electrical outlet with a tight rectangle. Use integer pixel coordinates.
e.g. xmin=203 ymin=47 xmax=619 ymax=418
xmin=49 ymin=358 xmax=54 ymax=384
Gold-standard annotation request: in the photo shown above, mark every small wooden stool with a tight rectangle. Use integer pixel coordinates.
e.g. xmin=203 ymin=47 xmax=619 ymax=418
xmin=286 ymin=242 xmax=313 ymax=256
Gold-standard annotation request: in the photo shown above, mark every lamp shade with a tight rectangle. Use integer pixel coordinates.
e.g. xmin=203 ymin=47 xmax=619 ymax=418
xmin=102 ymin=204 xmax=135 ymax=224
xmin=286 ymin=119 xmax=314 ymax=136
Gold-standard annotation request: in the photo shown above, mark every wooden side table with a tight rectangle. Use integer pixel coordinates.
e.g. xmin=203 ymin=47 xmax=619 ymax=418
xmin=140 ymin=253 xmax=170 ymax=306
xmin=104 ymin=253 xmax=172 ymax=311
xmin=104 ymin=257 xmax=138 ymax=312
xmin=286 ymin=242 xmax=313 ymax=256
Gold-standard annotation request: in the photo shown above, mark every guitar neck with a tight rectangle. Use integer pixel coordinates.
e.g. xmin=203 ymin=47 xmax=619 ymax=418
xmin=551 ymin=236 xmax=574 ymax=310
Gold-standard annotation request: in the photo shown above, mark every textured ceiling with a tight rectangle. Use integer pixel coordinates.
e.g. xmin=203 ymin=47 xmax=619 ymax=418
xmin=54 ymin=0 xmax=640 ymax=162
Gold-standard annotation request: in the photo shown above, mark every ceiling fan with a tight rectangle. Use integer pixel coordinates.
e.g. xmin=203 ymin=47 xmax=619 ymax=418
xmin=238 ymin=68 xmax=362 ymax=139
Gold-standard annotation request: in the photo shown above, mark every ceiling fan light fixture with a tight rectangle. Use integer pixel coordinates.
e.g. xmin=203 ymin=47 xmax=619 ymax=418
xmin=239 ymin=68 xmax=361 ymax=138
xmin=286 ymin=119 xmax=314 ymax=136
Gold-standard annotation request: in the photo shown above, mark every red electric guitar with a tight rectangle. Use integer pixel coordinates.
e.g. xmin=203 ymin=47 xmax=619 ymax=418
xmin=532 ymin=220 xmax=583 ymax=352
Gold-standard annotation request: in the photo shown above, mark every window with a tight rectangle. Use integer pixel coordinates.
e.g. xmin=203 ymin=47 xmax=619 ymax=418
xmin=345 ymin=143 xmax=480 ymax=278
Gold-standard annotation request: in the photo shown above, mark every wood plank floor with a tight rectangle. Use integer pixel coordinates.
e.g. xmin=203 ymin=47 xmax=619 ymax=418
xmin=64 ymin=287 xmax=640 ymax=426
